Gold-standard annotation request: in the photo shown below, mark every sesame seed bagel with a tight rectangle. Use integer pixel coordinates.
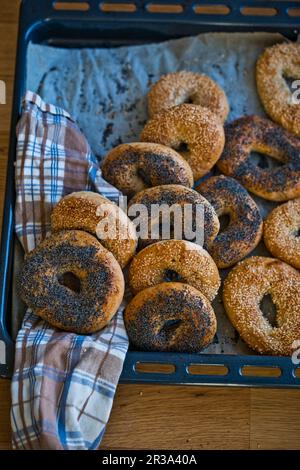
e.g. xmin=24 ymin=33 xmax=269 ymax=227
xmin=51 ymin=191 xmax=137 ymax=268
xmin=141 ymin=104 xmax=225 ymax=180
xmin=101 ymin=142 xmax=194 ymax=198
xmin=128 ymin=184 xmax=220 ymax=250
xmin=148 ymin=71 xmax=229 ymax=122
xmin=128 ymin=240 xmax=220 ymax=301
xmin=124 ymin=282 xmax=217 ymax=353
xmin=197 ymin=175 xmax=263 ymax=268
xmin=217 ymin=115 xmax=300 ymax=201
xmin=256 ymin=42 xmax=300 ymax=137
xmin=223 ymin=256 xmax=300 ymax=356
xmin=18 ymin=231 xmax=125 ymax=334
xmin=264 ymin=198 xmax=300 ymax=269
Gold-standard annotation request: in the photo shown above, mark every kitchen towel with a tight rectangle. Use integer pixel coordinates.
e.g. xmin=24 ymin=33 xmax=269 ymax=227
xmin=11 ymin=91 xmax=129 ymax=450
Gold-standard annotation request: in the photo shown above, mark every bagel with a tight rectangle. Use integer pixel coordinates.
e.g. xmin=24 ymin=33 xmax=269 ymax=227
xmin=256 ymin=42 xmax=300 ymax=136
xmin=217 ymin=115 xmax=300 ymax=201
xmin=128 ymin=240 xmax=220 ymax=301
xmin=51 ymin=191 xmax=137 ymax=268
xmin=128 ymin=184 xmax=220 ymax=250
xmin=197 ymin=175 xmax=263 ymax=268
xmin=141 ymin=104 xmax=225 ymax=180
xmin=101 ymin=142 xmax=193 ymax=198
xmin=264 ymin=198 xmax=300 ymax=269
xmin=124 ymin=282 xmax=217 ymax=352
xmin=148 ymin=71 xmax=229 ymax=121
xmin=223 ymin=256 xmax=300 ymax=355
xmin=18 ymin=231 xmax=125 ymax=334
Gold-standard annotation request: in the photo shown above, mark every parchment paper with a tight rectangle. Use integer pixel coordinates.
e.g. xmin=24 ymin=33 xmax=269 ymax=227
xmin=14 ymin=32 xmax=288 ymax=354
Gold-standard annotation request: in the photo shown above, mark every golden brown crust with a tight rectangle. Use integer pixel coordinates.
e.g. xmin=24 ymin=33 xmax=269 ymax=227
xmin=197 ymin=175 xmax=263 ymax=268
xmin=101 ymin=142 xmax=194 ymax=198
xmin=217 ymin=115 xmax=300 ymax=201
xmin=223 ymin=256 xmax=300 ymax=356
xmin=256 ymin=42 xmax=300 ymax=136
xmin=128 ymin=184 xmax=220 ymax=250
xmin=18 ymin=230 xmax=125 ymax=334
xmin=124 ymin=282 xmax=217 ymax=352
xmin=264 ymin=198 xmax=300 ymax=269
xmin=148 ymin=71 xmax=229 ymax=121
xmin=141 ymin=104 xmax=225 ymax=180
xmin=51 ymin=191 xmax=137 ymax=268
xmin=128 ymin=240 xmax=220 ymax=301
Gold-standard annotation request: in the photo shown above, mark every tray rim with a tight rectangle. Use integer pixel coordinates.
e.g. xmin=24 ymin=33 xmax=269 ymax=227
xmin=1 ymin=0 xmax=300 ymax=387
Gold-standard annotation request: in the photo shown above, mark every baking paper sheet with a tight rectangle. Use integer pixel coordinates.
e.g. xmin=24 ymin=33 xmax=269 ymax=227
xmin=15 ymin=32 xmax=287 ymax=353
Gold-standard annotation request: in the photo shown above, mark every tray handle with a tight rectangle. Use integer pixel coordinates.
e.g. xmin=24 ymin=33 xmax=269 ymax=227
xmin=121 ymin=351 xmax=300 ymax=387
xmin=19 ymin=0 xmax=300 ymax=30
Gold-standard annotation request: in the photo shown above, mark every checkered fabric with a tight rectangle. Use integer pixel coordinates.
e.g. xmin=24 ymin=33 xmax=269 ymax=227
xmin=11 ymin=91 xmax=129 ymax=450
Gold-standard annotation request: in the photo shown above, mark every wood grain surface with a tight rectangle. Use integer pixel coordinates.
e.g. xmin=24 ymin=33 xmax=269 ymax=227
xmin=0 ymin=0 xmax=299 ymax=451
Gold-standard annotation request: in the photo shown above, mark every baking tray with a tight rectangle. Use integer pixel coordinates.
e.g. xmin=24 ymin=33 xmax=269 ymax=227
xmin=1 ymin=0 xmax=300 ymax=386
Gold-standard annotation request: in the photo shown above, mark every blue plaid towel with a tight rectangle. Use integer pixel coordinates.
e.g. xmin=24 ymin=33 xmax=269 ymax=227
xmin=11 ymin=91 xmax=129 ymax=450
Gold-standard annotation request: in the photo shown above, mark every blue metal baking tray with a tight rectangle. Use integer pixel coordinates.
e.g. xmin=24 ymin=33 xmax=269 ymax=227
xmin=1 ymin=0 xmax=300 ymax=386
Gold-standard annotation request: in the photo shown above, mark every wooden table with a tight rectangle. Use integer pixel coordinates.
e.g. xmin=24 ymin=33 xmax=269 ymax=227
xmin=0 ymin=1 xmax=300 ymax=450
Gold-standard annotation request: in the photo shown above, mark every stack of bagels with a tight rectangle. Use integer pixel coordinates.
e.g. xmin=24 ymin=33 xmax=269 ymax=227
xmin=19 ymin=42 xmax=300 ymax=356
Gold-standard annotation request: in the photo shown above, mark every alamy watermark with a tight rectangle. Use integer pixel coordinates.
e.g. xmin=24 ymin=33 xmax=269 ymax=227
xmin=95 ymin=197 xmax=205 ymax=246
xmin=291 ymin=340 xmax=300 ymax=365
xmin=0 ymin=80 xmax=6 ymax=104
xmin=291 ymin=79 xmax=300 ymax=104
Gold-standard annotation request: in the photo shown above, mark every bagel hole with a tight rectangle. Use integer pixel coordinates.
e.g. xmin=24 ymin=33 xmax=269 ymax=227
xmin=58 ymin=272 xmax=81 ymax=293
xmin=251 ymin=151 xmax=284 ymax=170
xmin=182 ymin=95 xmax=194 ymax=104
xmin=136 ymin=168 xmax=152 ymax=187
xmin=160 ymin=318 xmax=183 ymax=335
xmin=294 ymin=228 xmax=300 ymax=238
xmin=137 ymin=168 xmax=152 ymax=186
xmin=260 ymin=294 xmax=277 ymax=327
xmin=164 ymin=269 xmax=182 ymax=282
xmin=218 ymin=213 xmax=231 ymax=233
xmin=177 ymin=142 xmax=189 ymax=154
